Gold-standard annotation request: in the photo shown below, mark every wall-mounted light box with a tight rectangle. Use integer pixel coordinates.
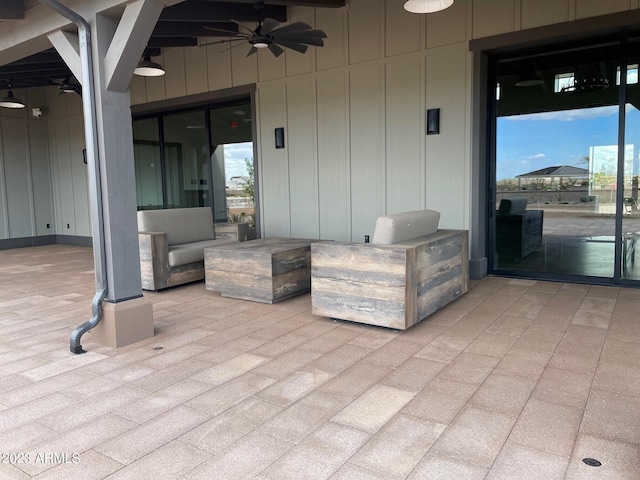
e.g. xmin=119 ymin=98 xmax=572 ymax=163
xmin=426 ymin=108 xmax=440 ymax=135
xmin=275 ymin=127 xmax=285 ymax=149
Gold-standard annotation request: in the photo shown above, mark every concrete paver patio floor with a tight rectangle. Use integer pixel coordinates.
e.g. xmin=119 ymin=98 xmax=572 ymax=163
xmin=0 ymin=245 xmax=638 ymax=479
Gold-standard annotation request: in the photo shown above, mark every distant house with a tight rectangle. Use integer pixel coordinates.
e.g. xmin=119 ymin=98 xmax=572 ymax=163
xmin=516 ymin=165 xmax=589 ymax=188
xmin=226 ymin=176 xmax=249 ymax=192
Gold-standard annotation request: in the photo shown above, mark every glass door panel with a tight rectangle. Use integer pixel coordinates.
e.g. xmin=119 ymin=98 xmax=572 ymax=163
xmin=208 ymin=103 xmax=254 ymax=224
xmin=132 ymin=117 xmax=162 ymax=210
xmin=494 ymin=43 xmax=621 ymax=279
xmin=163 ymin=110 xmax=208 ymax=209
xmin=622 ymin=41 xmax=640 ymax=280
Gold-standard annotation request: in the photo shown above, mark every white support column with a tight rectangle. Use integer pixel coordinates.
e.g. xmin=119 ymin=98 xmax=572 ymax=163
xmin=104 ymin=0 xmax=164 ymax=92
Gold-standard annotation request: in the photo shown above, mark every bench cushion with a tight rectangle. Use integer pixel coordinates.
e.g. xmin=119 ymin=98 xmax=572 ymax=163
xmin=168 ymin=238 xmax=237 ymax=267
xmin=371 ymin=210 xmax=440 ymax=245
xmin=138 ymin=207 xmax=215 ymax=246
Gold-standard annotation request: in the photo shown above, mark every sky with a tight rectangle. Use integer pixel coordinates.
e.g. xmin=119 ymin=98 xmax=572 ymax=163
xmin=222 ymin=142 xmax=253 ymax=181
xmin=497 ymin=105 xmax=640 ymax=181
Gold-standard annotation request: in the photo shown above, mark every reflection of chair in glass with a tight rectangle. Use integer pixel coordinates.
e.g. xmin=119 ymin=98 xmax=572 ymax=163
xmin=624 ymin=197 xmax=639 ymax=214
xmin=496 ymin=198 xmax=544 ymax=261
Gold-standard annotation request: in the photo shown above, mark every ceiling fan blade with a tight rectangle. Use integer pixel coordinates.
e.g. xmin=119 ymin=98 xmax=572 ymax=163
xmin=260 ymin=18 xmax=280 ymax=35
xmin=230 ymin=19 xmax=257 ymax=36
xmin=274 ymin=40 xmax=308 ymax=54
xmin=246 ymin=46 xmax=258 ymax=57
xmin=278 ymin=29 xmax=327 ymax=40
xmin=277 ymin=36 xmax=324 ymax=47
xmin=199 ymin=38 xmax=246 ymax=47
xmin=269 ymin=22 xmax=313 ymax=36
xmin=203 ymin=25 xmax=243 ymax=35
xmin=268 ymin=42 xmax=285 ymax=57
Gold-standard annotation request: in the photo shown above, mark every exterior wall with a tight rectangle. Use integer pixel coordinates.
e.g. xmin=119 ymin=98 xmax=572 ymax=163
xmin=46 ymin=89 xmax=91 ymax=238
xmin=0 ymin=87 xmax=55 ymax=243
xmin=37 ymin=0 xmax=640 ymax=260
xmin=126 ymin=0 xmax=640 ymax=248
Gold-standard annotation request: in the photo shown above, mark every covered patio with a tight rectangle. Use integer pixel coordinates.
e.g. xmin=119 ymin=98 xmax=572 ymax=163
xmin=1 ymin=245 xmax=638 ymax=479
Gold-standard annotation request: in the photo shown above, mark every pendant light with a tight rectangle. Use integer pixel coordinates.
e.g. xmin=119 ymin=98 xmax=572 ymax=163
xmin=404 ymin=0 xmax=454 ymax=14
xmin=0 ymin=85 xmax=25 ymax=109
xmin=134 ymin=54 xmax=165 ymax=77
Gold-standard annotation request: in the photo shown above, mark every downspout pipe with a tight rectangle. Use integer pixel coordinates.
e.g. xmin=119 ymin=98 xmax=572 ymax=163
xmin=38 ymin=0 xmax=108 ymax=354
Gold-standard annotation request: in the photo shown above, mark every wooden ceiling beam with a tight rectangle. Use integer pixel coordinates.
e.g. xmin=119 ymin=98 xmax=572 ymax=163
xmin=160 ymin=2 xmax=287 ymax=22
xmin=0 ymin=0 xmax=24 ymax=20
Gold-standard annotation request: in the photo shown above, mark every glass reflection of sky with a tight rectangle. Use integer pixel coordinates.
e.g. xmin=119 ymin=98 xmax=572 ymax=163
xmin=497 ymin=106 xmax=640 ymax=181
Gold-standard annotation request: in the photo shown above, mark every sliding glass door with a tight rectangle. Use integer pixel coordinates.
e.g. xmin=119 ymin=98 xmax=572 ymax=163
xmin=132 ymin=99 xmax=255 ymax=225
xmin=491 ymin=38 xmax=640 ymax=285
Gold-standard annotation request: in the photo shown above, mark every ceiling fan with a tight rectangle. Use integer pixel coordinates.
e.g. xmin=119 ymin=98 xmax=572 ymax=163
xmin=49 ymin=76 xmax=81 ymax=95
xmin=200 ymin=2 xmax=327 ymax=58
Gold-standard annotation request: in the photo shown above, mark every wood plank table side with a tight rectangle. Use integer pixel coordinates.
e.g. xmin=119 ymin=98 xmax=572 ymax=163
xmin=205 ymin=237 xmax=320 ymax=303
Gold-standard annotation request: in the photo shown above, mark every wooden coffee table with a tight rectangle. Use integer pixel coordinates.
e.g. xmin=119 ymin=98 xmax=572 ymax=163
xmin=204 ymin=237 xmax=319 ymax=303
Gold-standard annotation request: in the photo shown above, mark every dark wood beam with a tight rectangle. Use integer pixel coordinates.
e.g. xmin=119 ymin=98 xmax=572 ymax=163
xmin=209 ymin=0 xmax=345 ymax=7
xmin=0 ymin=0 xmax=24 ymax=20
xmin=152 ymin=21 xmax=238 ymax=37
xmin=160 ymin=2 xmax=287 ymax=22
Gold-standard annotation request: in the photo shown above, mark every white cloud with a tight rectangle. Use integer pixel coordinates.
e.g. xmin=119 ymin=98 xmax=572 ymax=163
xmin=222 ymin=142 xmax=253 ymax=181
xmin=529 ymin=153 xmax=546 ymax=159
xmin=505 ymin=105 xmax=619 ymax=122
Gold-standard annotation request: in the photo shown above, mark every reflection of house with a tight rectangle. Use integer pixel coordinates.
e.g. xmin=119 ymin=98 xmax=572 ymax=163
xmin=226 ymin=176 xmax=249 ymax=191
xmin=516 ymin=165 xmax=589 ymax=189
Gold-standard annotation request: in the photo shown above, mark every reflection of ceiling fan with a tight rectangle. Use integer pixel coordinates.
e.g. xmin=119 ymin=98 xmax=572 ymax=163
xmin=50 ymin=76 xmax=81 ymax=95
xmin=201 ymin=1 xmax=327 ymax=57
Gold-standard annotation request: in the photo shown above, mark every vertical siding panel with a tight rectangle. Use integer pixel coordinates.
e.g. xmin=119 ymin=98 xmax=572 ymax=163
xmin=163 ymin=48 xmax=187 ymax=99
xmin=385 ymin=0 xmax=421 ymax=57
xmin=576 ymin=0 xmax=632 ymax=18
xmin=386 ymin=59 xmax=422 ymax=214
xmin=66 ymin=90 xmax=83 ymax=117
xmin=521 ymin=0 xmax=571 ymax=29
xmin=258 ymin=84 xmax=290 ymax=237
xmin=257 ymin=48 xmax=284 ymax=82
xmin=472 ymin=0 xmax=516 ymax=39
xmin=287 ymin=80 xmax=319 ymax=238
xmin=231 ymin=42 xmax=258 ymax=87
xmin=285 ymin=7 xmax=315 ymax=77
xmin=29 ymin=120 xmax=54 ymax=236
xmin=54 ymin=121 xmax=74 ymax=234
xmin=0 ymin=124 xmax=9 ymax=238
xmin=206 ymin=43 xmax=233 ymax=91
xmin=348 ymin=0 xmax=382 ymax=65
xmin=316 ymin=7 xmax=346 ymax=71
xmin=317 ymin=73 xmax=350 ymax=241
xmin=129 ymin=75 xmax=147 ymax=105
xmin=184 ymin=44 xmax=208 ymax=95
xmin=350 ymin=66 xmax=384 ymax=241
xmin=426 ymin=0 xmax=468 ymax=48
xmin=69 ymin=115 xmax=90 ymax=236
xmin=144 ymin=52 xmax=167 ymax=102
xmin=425 ymin=49 xmax=467 ymax=228
xmin=2 ymin=119 xmax=33 ymax=238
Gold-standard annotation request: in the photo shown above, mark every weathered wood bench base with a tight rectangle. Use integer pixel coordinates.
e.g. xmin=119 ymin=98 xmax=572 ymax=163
xmin=311 ymin=230 xmax=468 ymax=330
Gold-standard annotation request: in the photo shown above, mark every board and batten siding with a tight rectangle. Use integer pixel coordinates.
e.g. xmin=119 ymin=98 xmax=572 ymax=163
xmin=47 ymin=90 xmax=91 ymax=238
xmin=52 ymin=0 xmax=634 ymax=248
xmin=0 ymin=86 xmax=55 ymax=242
